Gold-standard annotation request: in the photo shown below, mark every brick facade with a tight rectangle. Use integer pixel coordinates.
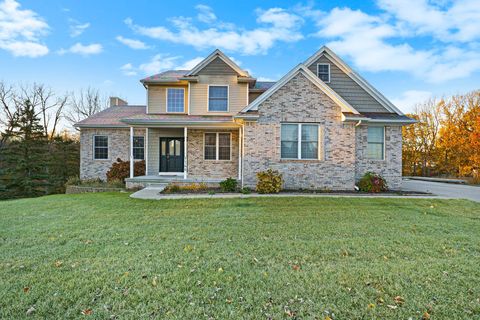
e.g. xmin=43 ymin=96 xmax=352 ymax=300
xmin=355 ymin=125 xmax=403 ymax=190
xmin=187 ymin=129 xmax=239 ymax=180
xmin=242 ymin=72 xmax=402 ymax=190
xmin=80 ymin=128 xmax=145 ymax=180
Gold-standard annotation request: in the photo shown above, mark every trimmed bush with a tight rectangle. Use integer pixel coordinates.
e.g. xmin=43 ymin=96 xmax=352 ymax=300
xmin=106 ymin=158 xmax=145 ymax=182
xmin=219 ymin=177 xmax=237 ymax=192
xmin=240 ymin=187 xmax=251 ymax=194
xmin=357 ymin=172 xmax=388 ymax=193
xmin=256 ymin=169 xmax=283 ymax=194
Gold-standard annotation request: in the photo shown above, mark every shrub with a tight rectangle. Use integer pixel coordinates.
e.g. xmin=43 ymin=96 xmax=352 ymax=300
xmin=163 ymin=183 xmax=208 ymax=193
xmin=219 ymin=177 xmax=237 ymax=192
xmin=106 ymin=158 xmax=145 ymax=182
xmin=163 ymin=184 xmax=181 ymax=193
xmin=65 ymin=176 xmax=81 ymax=186
xmin=357 ymin=172 xmax=388 ymax=193
xmin=256 ymin=169 xmax=283 ymax=194
xmin=240 ymin=187 xmax=251 ymax=194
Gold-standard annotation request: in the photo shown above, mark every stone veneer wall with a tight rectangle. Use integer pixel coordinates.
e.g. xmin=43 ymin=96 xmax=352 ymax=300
xmin=355 ymin=125 xmax=403 ymax=190
xmin=187 ymin=129 xmax=239 ymax=180
xmin=242 ymin=72 xmax=357 ymax=190
xmin=80 ymin=128 xmax=145 ymax=180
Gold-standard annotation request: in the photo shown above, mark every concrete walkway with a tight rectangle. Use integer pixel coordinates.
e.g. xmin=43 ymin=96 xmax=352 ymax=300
xmin=130 ymin=188 xmax=449 ymax=200
xmin=402 ymin=179 xmax=480 ymax=202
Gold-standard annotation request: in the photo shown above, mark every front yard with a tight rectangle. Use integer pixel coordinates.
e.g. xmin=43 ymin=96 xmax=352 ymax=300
xmin=1 ymin=193 xmax=479 ymax=319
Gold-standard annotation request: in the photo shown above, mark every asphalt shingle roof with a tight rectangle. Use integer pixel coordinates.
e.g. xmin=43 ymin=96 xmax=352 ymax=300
xmin=75 ymin=106 xmax=146 ymax=127
xmin=140 ymin=70 xmax=189 ymax=83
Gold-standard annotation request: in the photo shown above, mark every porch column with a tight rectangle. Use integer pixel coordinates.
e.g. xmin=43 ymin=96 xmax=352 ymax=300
xmin=238 ymin=127 xmax=242 ymax=180
xmin=145 ymin=128 xmax=149 ymax=175
xmin=184 ymin=127 xmax=187 ymax=179
xmin=129 ymin=127 xmax=134 ymax=179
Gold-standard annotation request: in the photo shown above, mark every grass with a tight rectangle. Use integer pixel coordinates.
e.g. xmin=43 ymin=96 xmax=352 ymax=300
xmin=1 ymin=193 xmax=479 ymax=319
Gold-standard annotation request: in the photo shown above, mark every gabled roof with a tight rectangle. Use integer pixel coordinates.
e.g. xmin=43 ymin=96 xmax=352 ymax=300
xmin=186 ymin=49 xmax=249 ymax=77
xmin=74 ymin=106 xmax=146 ymax=128
xmin=304 ymin=46 xmax=404 ymax=115
xmin=241 ymin=64 xmax=360 ymax=115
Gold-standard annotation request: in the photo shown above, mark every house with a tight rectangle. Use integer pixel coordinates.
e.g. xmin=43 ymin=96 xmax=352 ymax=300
xmin=75 ymin=47 xmax=415 ymax=190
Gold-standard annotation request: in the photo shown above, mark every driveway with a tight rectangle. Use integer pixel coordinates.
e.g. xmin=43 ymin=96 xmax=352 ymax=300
xmin=402 ymin=179 xmax=480 ymax=202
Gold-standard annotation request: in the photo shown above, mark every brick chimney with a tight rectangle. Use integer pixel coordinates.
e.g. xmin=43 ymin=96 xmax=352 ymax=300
xmin=110 ymin=97 xmax=128 ymax=107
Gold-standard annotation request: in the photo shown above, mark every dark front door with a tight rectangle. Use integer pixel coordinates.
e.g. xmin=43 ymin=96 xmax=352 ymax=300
xmin=159 ymin=138 xmax=184 ymax=172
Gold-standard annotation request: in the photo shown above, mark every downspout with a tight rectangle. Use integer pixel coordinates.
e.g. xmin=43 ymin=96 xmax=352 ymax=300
xmin=355 ymin=120 xmax=362 ymax=127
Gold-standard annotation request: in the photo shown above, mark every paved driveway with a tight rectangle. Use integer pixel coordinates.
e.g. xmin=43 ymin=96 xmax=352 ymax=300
xmin=402 ymin=179 xmax=480 ymax=202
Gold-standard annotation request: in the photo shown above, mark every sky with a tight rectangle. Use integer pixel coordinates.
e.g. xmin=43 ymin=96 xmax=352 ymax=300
xmin=1 ymin=0 xmax=480 ymax=114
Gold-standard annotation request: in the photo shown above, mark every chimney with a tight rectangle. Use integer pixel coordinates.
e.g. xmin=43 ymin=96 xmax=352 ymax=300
xmin=110 ymin=97 xmax=128 ymax=107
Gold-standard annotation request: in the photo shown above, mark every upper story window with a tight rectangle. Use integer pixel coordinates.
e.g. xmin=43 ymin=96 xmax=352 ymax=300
xmin=167 ymin=88 xmax=185 ymax=112
xmin=317 ymin=63 xmax=330 ymax=83
xmin=204 ymin=132 xmax=231 ymax=160
xmin=281 ymin=124 xmax=319 ymax=160
xmin=208 ymin=85 xmax=228 ymax=112
xmin=133 ymin=136 xmax=145 ymax=160
xmin=93 ymin=135 xmax=108 ymax=160
xmin=367 ymin=126 xmax=385 ymax=160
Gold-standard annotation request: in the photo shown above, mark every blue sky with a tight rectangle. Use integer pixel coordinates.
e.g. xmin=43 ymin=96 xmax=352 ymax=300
xmin=1 ymin=0 xmax=479 ymax=113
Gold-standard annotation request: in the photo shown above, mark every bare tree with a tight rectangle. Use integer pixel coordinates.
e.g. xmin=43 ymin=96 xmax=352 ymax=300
xmin=65 ymin=88 xmax=109 ymax=129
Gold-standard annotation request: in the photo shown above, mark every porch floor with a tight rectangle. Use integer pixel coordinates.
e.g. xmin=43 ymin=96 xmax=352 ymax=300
xmin=125 ymin=175 xmax=226 ymax=186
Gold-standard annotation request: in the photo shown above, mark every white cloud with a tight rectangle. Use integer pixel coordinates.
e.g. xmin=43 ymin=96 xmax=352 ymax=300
xmin=124 ymin=7 xmax=303 ymax=55
xmin=377 ymin=0 xmax=480 ymax=42
xmin=59 ymin=42 xmax=103 ymax=56
xmin=175 ymin=57 xmax=204 ymax=70
xmin=257 ymin=76 xmax=276 ymax=82
xmin=391 ymin=90 xmax=433 ymax=113
xmin=69 ymin=19 xmax=90 ymax=37
xmin=120 ymin=63 xmax=137 ymax=76
xmin=196 ymin=4 xmax=216 ymax=24
xmin=0 ymin=0 xmax=49 ymax=57
xmin=313 ymin=6 xmax=480 ymax=82
xmin=116 ymin=35 xmax=149 ymax=50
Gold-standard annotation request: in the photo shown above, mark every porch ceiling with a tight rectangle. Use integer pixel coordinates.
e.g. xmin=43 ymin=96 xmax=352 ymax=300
xmin=120 ymin=114 xmax=241 ymax=127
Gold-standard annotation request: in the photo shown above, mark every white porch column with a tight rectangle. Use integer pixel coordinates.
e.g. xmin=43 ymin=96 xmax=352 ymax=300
xmin=145 ymin=128 xmax=149 ymax=175
xmin=129 ymin=127 xmax=134 ymax=179
xmin=238 ymin=127 xmax=242 ymax=180
xmin=184 ymin=127 xmax=188 ymax=179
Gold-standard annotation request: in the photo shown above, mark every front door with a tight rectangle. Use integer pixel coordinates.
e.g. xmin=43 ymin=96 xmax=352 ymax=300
xmin=159 ymin=138 xmax=184 ymax=172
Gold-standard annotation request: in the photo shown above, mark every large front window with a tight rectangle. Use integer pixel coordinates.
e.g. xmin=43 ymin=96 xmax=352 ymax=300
xmin=281 ymin=124 xmax=319 ymax=159
xmin=208 ymin=86 xmax=228 ymax=112
xmin=204 ymin=132 xmax=231 ymax=160
xmin=167 ymin=88 xmax=185 ymax=112
xmin=367 ymin=126 xmax=385 ymax=160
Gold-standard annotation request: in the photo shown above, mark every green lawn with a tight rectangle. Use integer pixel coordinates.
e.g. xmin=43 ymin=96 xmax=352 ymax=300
xmin=1 ymin=193 xmax=479 ymax=319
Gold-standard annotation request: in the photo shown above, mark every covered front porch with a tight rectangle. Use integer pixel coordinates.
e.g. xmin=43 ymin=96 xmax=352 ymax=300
xmin=122 ymin=116 xmax=243 ymax=187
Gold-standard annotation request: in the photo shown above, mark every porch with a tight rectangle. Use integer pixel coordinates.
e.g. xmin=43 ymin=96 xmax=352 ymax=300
xmin=125 ymin=122 xmax=243 ymax=187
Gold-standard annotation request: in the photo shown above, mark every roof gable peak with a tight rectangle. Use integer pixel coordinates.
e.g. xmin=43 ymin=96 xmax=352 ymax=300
xmin=186 ymin=49 xmax=249 ymax=77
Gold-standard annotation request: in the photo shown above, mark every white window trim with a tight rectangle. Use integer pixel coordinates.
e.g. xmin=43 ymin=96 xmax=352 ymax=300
xmin=165 ymin=87 xmax=185 ymax=113
xmin=93 ymin=135 xmax=109 ymax=160
xmin=203 ymin=132 xmax=232 ymax=161
xmin=207 ymin=84 xmax=229 ymax=112
xmin=280 ymin=123 xmax=321 ymax=160
xmin=317 ymin=63 xmax=330 ymax=83
xmin=132 ymin=135 xmax=145 ymax=160
xmin=367 ymin=126 xmax=386 ymax=161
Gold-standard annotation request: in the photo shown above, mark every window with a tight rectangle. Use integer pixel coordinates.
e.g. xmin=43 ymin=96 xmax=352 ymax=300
xmin=367 ymin=127 xmax=385 ymax=160
xmin=281 ymin=124 xmax=319 ymax=160
xmin=167 ymin=88 xmax=185 ymax=112
xmin=94 ymin=135 xmax=108 ymax=160
xmin=133 ymin=136 xmax=145 ymax=160
xmin=204 ymin=132 xmax=231 ymax=160
xmin=208 ymin=85 xmax=228 ymax=112
xmin=317 ymin=63 xmax=330 ymax=82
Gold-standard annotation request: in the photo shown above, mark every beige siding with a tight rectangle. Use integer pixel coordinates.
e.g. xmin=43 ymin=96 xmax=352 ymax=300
xmin=249 ymin=91 xmax=263 ymax=104
xmin=190 ymin=75 xmax=248 ymax=115
xmin=147 ymin=85 xmax=188 ymax=114
xmin=146 ymin=128 xmax=184 ymax=175
xmin=307 ymin=55 xmax=388 ymax=113
xmin=197 ymin=57 xmax=238 ymax=75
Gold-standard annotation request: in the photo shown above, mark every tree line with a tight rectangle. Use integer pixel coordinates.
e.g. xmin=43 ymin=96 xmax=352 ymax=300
xmin=0 ymin=82 xmax=109 ymax=199
xmin=403 ymin=90 xmax=480 ymax=182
